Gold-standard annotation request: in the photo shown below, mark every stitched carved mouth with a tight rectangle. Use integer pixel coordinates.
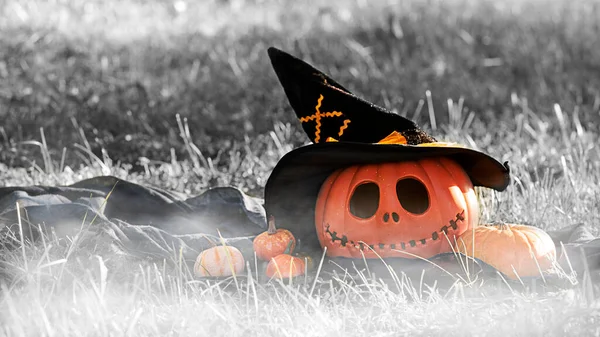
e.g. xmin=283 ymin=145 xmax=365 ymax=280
xmin=324 ymin=210 xmax=465 ymax=251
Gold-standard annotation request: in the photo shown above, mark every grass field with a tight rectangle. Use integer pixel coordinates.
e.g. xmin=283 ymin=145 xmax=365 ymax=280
xmin=1 ymin=0 xmax=600 ymax=335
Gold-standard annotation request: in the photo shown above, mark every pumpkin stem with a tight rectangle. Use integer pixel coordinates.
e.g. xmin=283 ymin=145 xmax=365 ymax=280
xmin=495 ymin=222 xmax=510 ymax=231
xmin=267 ymin=215 xmax=277 ymax=235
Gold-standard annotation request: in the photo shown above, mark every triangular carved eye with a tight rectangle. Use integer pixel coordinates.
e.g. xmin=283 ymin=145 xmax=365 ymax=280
xmin=396 ymin=178 xmax=429 ymax=214
xmin=349 ymin=182 xmax=380 ymax=219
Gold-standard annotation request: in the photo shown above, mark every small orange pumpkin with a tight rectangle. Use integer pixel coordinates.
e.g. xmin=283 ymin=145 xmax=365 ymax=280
xmin=194 ymin=245 xmax=245 ymax=277
xmin=266 ymin=254 xmax=306 ymax=279
xmin=455 ymin=223 xmax=556 ymax=279
xmin=253 ymin=216 xmax=296 ymax=261
xmin=315 ymin=157 xmax=479 ymax=259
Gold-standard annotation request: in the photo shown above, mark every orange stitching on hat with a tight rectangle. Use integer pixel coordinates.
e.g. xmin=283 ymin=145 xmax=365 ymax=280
xmin=299 ymin=95 xmax=344 ymax=143
xmin=338 ymin=119 xmax=351 ymax=137
xmin=299 ymin=111 xmax=344 ymax=122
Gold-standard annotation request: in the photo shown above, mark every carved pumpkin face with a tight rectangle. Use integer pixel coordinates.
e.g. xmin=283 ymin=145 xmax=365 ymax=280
xmin=315 ymin=157 xmax=479 ymax=259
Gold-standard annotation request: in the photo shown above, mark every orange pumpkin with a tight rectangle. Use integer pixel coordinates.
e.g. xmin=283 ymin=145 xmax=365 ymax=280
xmin=194 ymin=246 xmax=245 ymax=277
xmin=253 ymin=216 xmax=296 ymax=261
xmin=315 ymin=157 xmax=479 ymax=259
xmin=266 ymin=254 xmax=306 ymax=279
xmin=455 ymin=223 xmax=556 ymax=279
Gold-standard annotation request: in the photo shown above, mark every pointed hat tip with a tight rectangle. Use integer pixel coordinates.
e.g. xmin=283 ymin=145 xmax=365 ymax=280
xmin=267 ymin=47 xmax=289 ymax=63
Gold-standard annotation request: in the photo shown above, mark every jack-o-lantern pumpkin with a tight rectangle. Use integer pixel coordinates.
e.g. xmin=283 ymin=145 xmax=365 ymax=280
xmin=315 ymin=157 xmax=479 ymax=259
xmin=263 ymin=47 xmax=510 ymax=260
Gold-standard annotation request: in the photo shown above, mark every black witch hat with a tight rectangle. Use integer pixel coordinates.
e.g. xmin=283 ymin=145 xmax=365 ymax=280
xmin=264 ymin=47 xmax=510 ymax=250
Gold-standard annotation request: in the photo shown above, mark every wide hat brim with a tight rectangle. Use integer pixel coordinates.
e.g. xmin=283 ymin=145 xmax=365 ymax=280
xmin=264 ymin=142 xmax=510 ymax=250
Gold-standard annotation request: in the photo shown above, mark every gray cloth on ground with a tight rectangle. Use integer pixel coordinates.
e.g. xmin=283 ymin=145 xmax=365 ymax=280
xmin=0 ymin=176 xmax=598 ymax=286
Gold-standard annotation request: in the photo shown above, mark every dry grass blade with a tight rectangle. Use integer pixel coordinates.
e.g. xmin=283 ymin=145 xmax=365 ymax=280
xmin=16 ymin=202 xmax=28 ymax=272
xmin=309 ymin=246 xmax=327 ymax=297
xmin=579 ymin=246 xmax=595 ymax=305
xmin=426 ymin=90 xmax=437 ymax=131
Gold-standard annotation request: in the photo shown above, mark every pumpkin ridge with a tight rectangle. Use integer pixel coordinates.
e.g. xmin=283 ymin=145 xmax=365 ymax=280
xmin=199 ymin=252 xmax=209 ymax=276
xmin=417 ymin=160 xmax=447 ymax=244
xmin=428 ymin=158 xmax=478 ymax=238
xmin=512 ymin=229 xmax=530 ymax=272
xmin=526 ymin=227 xmax=555 ymax=259
xmin=518 ymin=227 xmax=548 ymax=263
